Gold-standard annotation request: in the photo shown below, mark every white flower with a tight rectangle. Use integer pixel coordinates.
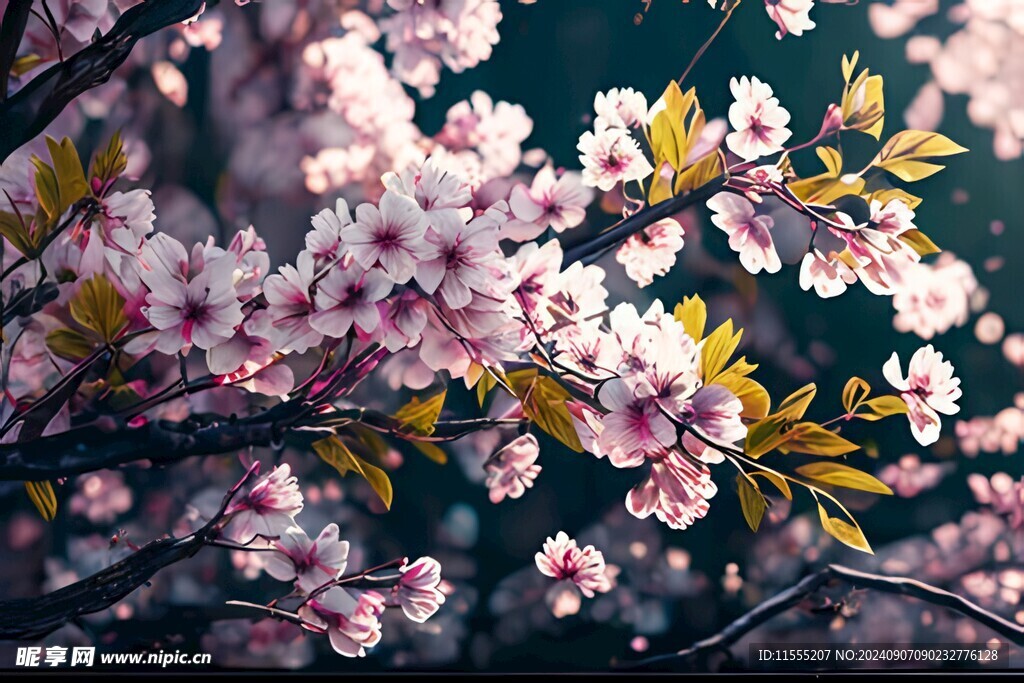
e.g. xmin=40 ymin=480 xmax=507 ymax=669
xmin=577 ymin=127 xmax=654 ymax=191
xmin=593 ymin=87 xmax=648 ymax=130
xmin=765 ymin=0 xmax=816 ymax=40
xmin=535 ymin=531 xmax=614 ymax=598
xmin=340 ymin=191 xmax=429 ymax=284
xmin=706 ymin=192 xmax=781 ymax=274
xmin=883 ymin=345 xmax=962 ymax=446
xmin=725 ymin=76 xmax=792 ymax=161
xmin=222 ymin=464 xmax=304 ymax=543
xmin=264 ymin=524 xmax=350 ymax=594
xmin=485 ymin=434 xmax=542 ymax=503
xmin=299 ymin=588 xmax=385 ymax=658
xmin=394 ymin=556 xmax=446 ymax=623
xmin=799 ymin=249 xmax=857 ymax=298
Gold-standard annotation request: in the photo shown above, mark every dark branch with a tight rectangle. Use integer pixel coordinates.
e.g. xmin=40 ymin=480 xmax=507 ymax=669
xmin=0 ymin=0 xmax=33 ymax=103
xmin=0 ymin=464 xmax=257 ymax=640
xmin=625 ymin=564 xmax=1024 ymax=671
xmin=0 ymin=0 xmax=211 ymax=162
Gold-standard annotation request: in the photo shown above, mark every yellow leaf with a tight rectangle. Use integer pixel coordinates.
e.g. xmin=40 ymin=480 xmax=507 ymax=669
xmin=776 ymin=384 xmax=817 ymax=422
xmin=745 ymin=415 xmax=790 ymax=458
xmin=0 ymin=211 xmax=32 ymax=255
xmin=313 ymin=436 xmax=393 ymax=509
xmin=25 ymin=481 xmax=57 ymax=522
xmin=647 ymin=162 xmax=675 ymax=206
xmin=898 ymin=229 xmax=941 ymax=257
xmin=841 ymin=51 xmax=859 ymax=84
xmin=31 ymin=136 xmax=88 ymax=225
xmin=11 ymin=54 xmax=43 ymax=77
xmin=842 ymin=71 xmax=885 ymax=139
xmin=45 ymin=328 xmax=95 ymax=362
xmin=411 ymin=441 xmax=448 ymax=465
xmin=69 ymin=275 xmax=128 ymax=343
xmin=796 ymin=462 xmax=893 ymax=495
xmin=866 ymin=187 xmax=922 ymax=211
xmin=90 ymin=131 xmax=128 ymax=189
xmin=817 ymin=503 xmax=873 ymax=553
xmin=816 ymin=146 xmax=843 ymax=176
xmin=674 ymin=293 xmax=707 ymax=342
xmin=789 ymin=146 xmax=866 ymax=204
xmin=648 ymin=82 xmax=704 ymax=172
xmin=394 ymin=389 xmax=446 ymax=437
xmin=507 ymin=369 xmax=584 ymax=453
xmin=674 ymin=151 xmax=722 ymax=195
xmin=716 ymin=373 xmax=770 ymax=420
xmin=736 ymin=474 xmax=766 ymax=532
xmin=842 ymin=377 xmax=870 ymax=414
xmin=855 ymin=395 xmax=909 ymax=421
xmin=780 ymin=422 xmax=860 ymax=457
xmin=700 ymin=319 xmax=742 ymax=384
xmin=751 ymin=470 xmax=792 ymax=500
xmin=872 ymin=130 xmax=968 ymax=182
xmin=476 ymin=371 xmax=498 ymax=407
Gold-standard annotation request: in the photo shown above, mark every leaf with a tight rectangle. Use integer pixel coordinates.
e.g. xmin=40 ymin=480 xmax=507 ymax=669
xmin=45 ymin=136 xmax=89 ymax=211
xmin=45 ymin=328 xmax=95 ymax=362
xmin=776 ymin=384 xmax=817 ymax=422
xmin=700 ymin=319 xmax=742 ymax=384
xmin=411 ymin=441 xmax=448 ymax=465
xmin=90 ymin=131 xmax=128 ymax=191
xmin=855 ymin=395 xmax=909 ymax=421
xmin=744 ymin=384 xmax=818 ymax=458
xmin=842 ymin=376 xmax=871 ymax=414
xmin=69 ymin=275 xmax=128 ymax=343
xmin=751 ymin=470 xmax=792 ymax=501
xmin=736 ymin=475 xmax=766 ymax=532
xmin=796 ymin=462 xmax=893 ymax=495
xmin=842 ymin=70 xmax=885 ymax=139
xmin=476 ymin=371 xmax=498 ymax=407
xmin=25 ymin=481 xmax=57 ymax=522
xmin=817 ymin=503 xmax=873 ymax=553
xmin=899 ymin=229 xmax=941 ymax=257
xmin=674 ymin=151 xmax=722 ymax=195
xmin=394 ymin=389 xmax=446 ymax=437
xmin=647 ymin=162 xmax=675 ymax=206
xmin=648 ymin=82 xmax=704 ymax=172
xmin=841 ymin=51 xmax=859 ymax=84
xmin=789 ymin=146 xmax=866 ymax=205
xmin=0 ymin=211 xmax=32 ymax=255
xmin=313 ymin=436 xmax=393 ymax=509
xmin=780 ymin=422 xmax=860 ymax=456
xmin=507 ymin=369 xmax=584 ymax=453
xmin=674 ymin=293 xmax=707 ymax=341
xmin=11 ymin=54 xmax=43 ymax=77
xmin=871 ymin=130 xmax=968 ymax=182
xmin=718 ymin=373 xmax=771 ymax=420
xmin=866 ymin=187 xmax=922 ymax=211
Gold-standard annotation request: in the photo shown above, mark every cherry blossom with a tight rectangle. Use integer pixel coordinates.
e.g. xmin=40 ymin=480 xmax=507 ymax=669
xmin=615 ymin=217 xmax=685 ymax=288
xmin=765 ymin=0 xmax=817 ymax=40
xmin=395 ymin=556 xmax=446 ymax=623
xmin=627 ymin=454 xmax=717 ymax=531
xmin=262 ymin=252 xmax=324 ymax=354
xmin=725 ymin=76 xmax=792 ymax=161
xmin=299 ymin=588 xmax=386 ymax=658
xmin=799 ymin=249 xmax=857 ymax=298
xmin=264 ymin=523 xmax=351 ymax=593
xmin=311 ymin=265 xmax=394 ymax=339
xmin=415 ymin=210 xmax=502 ymax=309
xmin=593 ymin=87 xmax=648 ymax=130
xmin=534 ymin=531 xmax=613 ymax=598
xmin=342 ymin=191 xmax=429 ymax=284
xmin=503 ymin=165 xmax=594 ymax=242
xmin=223 ymin=464 xmax=304 ymax=543
xmin=577 ymin=127 xmax=654 ymax=192
xmin=485 ymin=434 xmax=542 ymax=504
xmin=706 ymin=192 xmax=781 ymax=274
xmin=892 ymin=254 xmax=979 ymax=340
xmin=883 ymin=345 xmax=962 ymax=446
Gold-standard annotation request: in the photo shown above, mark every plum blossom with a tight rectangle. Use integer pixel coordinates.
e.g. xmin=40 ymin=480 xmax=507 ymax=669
xmin=222 ymin=464 xmax=304 ymax=543
xmin=311 ymin=265 xmax=394 ymax=338
xmin=485 ymin=434 xmax=542 ymax=503
xmin=799 ymin=249 xmax=857 ymax=298
xmin=706 ymin=192 xmax=781 ymax=274
xmin=678 ymin=385 xmax=747 ymax=464
xmin=395 ymin=556 xmax=446 ymax=622
xmin=884 ymin=345 xmax=962 ymax=446
xmin=535 ymin=531 xmax=613 ymax=598
xmin=726 ymin=76 xmax=792 ymax=161
xmin=503 ymin=165 xmax=593 ymax=242
xmin=968 ymin=473 xmax=1024 ymax=530
xmin=264 ymin=524 xmax=350 ymax=593
xmin=878 ymin=454 xmax=951 ymax=498
xmin=299 ymin=588 xmax=385 ymax=658
xmin=615 ymin=217 xmax=685 ymax=288
xmin=765 ymin=0 xmax=816 ymax=40
xmin=341 ymin=191 xmax=429 ymax=284
xmin=306 ymin=200 xmax=351 ymax=268
xmin=593 ymin=87 xmax=648 ymax=130
xmin=435 ymin=91 xmax=533 ymax=180
xmin=577 ymin=127 xmax=654 ymax=191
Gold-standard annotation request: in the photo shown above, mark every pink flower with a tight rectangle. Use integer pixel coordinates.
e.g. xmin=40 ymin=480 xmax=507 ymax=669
xmin=263 ymin=251 xmax=323 ymax=354
xmin=678 ymin=385 xmax=746 ymax=464
xmin=597 ymin=379 xmax=677 ymax=468
xmin=877 ymin=454 xmax=950 ymax=498
xmin=310 ymin=265 xmax=393 ymax=338
xmin=883 ymin=345 xmax=962 ymax=446
xmin=415 ymin=210 xmax=502 ymax=309
xmin=765 ymin=0 xmax=816 ymax=40
xmin=223 ymin=464 xmax=304 ymax=543
xmin=725 ymin=76 xmax=792 ymax=161
xmin=892 ymin=254 xmax=978 ymax=340
xmin=341 ymin=191 xmax=428 ymax=284
xmin=395 ymin=556 xmax=446 ymax=623
xmin=627 ymin=453 xmax=717 ymax=530
xmin=593 ymin=87 xmax=648 ymax=130
xmin=577 ymin=127 xmax=654 ymax=191
xmin=306 ymin=199 xmax=352 ymax=268
xmin=436 ymin=91 xmax=532 ymax=179
xmin=535 ymin=531 xmax=613 ymax=598
xmin=299 ymin=588 xmax=385 ymax=658
xmin=799 ymin=249 xmax=857 ymax=298
xmin=384 ymin=157 xmax=473 ymax=226
xmin=615 ymin=217 xmax=685 ymax=288
xmin=968 ymin=472 xmax=1024 ymax=530
xmin=485 ymin=434 xmax=542 ymax=503
xmin=264 ymin=523 xmax=350 ymax=594
xmin=706 ymin=192 xmax=781 ymax=274
xmin=503 ymin=165 xmax=593 ymax=242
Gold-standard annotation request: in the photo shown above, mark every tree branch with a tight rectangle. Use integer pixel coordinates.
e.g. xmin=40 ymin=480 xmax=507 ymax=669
xmin=0 ymin=0 xmax=34 ymax=103
xmin=625 ymin=564 xmax=1024 ymax=671
xmin=0 ymin=463 xmax=257 ymax=640
xmin=0 ymin=0 xmax=211 ymax=161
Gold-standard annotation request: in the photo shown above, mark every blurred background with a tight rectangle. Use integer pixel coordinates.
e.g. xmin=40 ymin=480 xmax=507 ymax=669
xmin=1 ymin=0 xmax=1022 ymax=672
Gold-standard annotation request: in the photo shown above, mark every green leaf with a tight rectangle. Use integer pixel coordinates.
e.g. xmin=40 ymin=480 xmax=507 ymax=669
xmin=736 ymin=474 xmax=766 ymax=532
xmin=411 ymin=441 xmax=448 ymax=465
xmin=25 ymin=481 xmax=57 ymax=521
xmin=780 ymin=422 xmax=860 ymax=457
xmin=797 ymin=462 xmax=893 ymax=495
xmin=313 ymin=436 xmax=393 ymax=509
xmin=69 ymin=275 xmax=128 ymax=343
xmin=776 ymin=384 xmax=817 ymax=422
xmin=507 ymin=369 xmax=584 ymax=453
xmin=45 ymin=328 xmax=95 ymax=362
xmin=842 ymin=376 xmax=870 ymax=414
xmin=90 ymin=131 xmax=128 ymax=190
xmin=394 ymin=389 xmax=446 ymax=436
xmin=817 ymin=503 xmax=873 ymax=554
